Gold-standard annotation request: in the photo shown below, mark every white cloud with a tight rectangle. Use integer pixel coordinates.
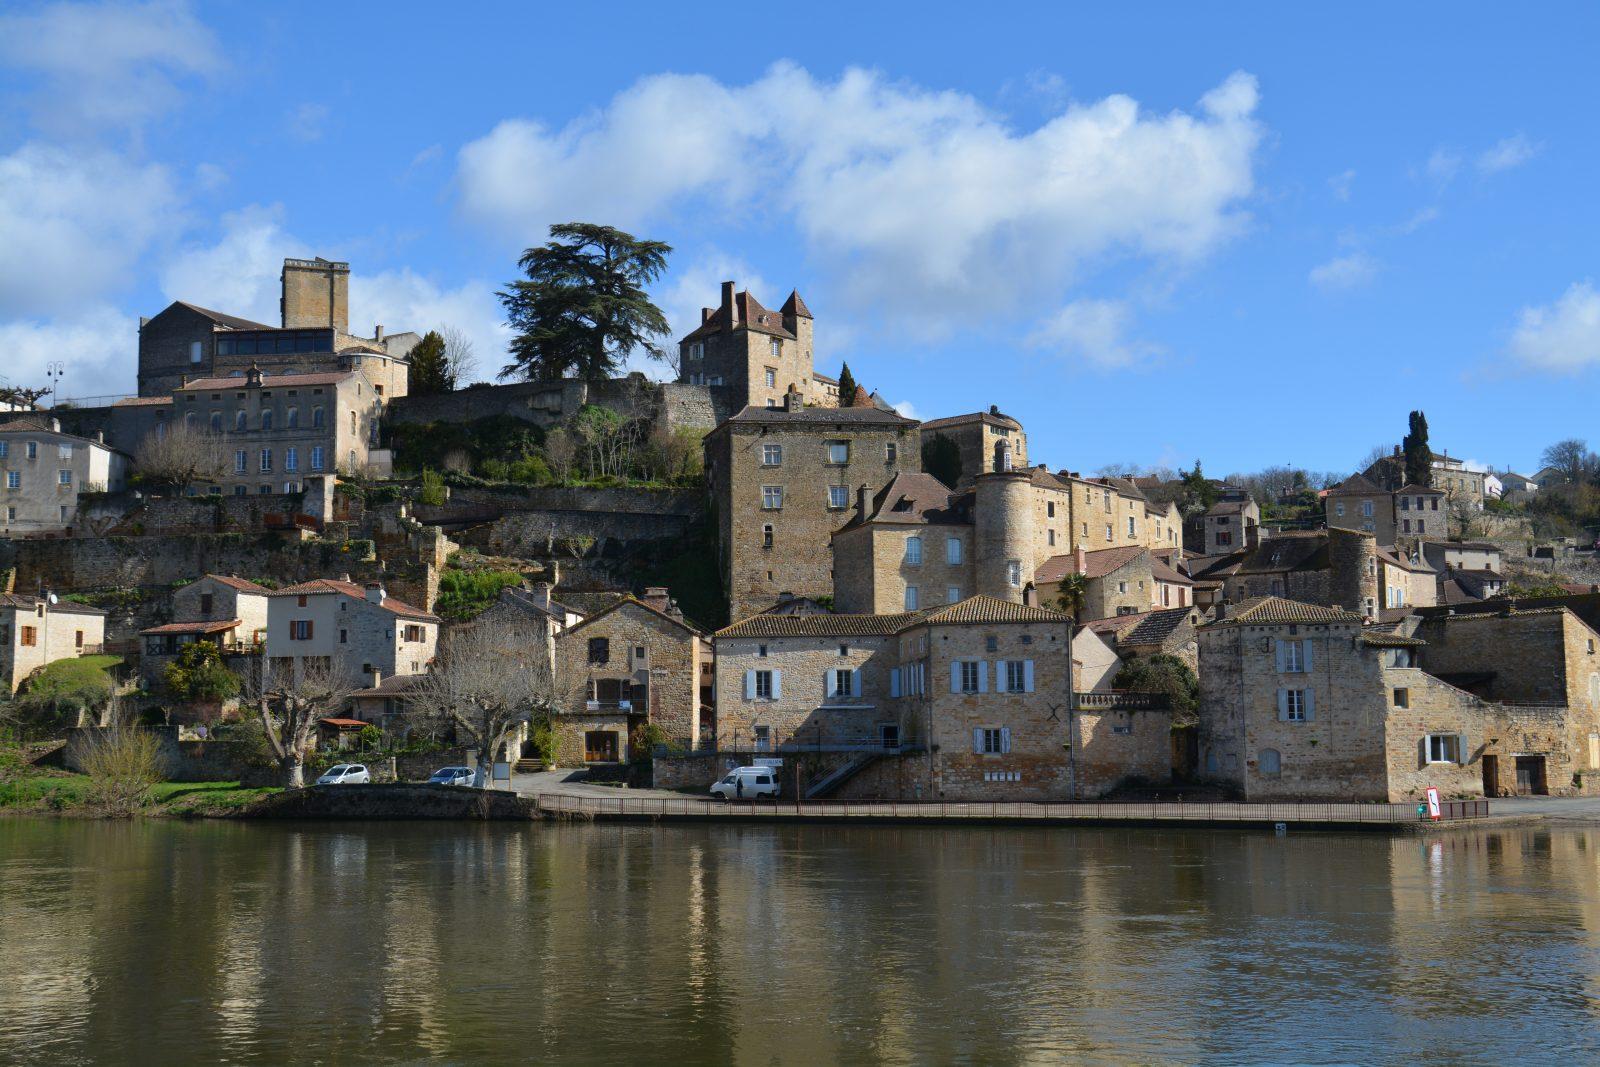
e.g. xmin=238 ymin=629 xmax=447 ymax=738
xmin=1425 ymin=148 xmax=1462 ymax=183
xmin=0 ymin=305 xmax=140 ymax=399
xmin=160 ymin=205 xmax=309 ymax=323
xmin=892 ymin=400 xmax=920 ymax=420
xmin=1507 ymin=282 xmax=1600 ymax=373
xmin=1309 ymin=252 xmax=1379 ymax=292
xmin=457 ymin=64 xmax=1262 ymax=339
xmin=0 ymin=142 xmax=182 ymax=316
xmin=351 ymin=270 xmax=509 ymax=384
xmin=1329 ymin=168 xmax=1356 ymax=201
xmin=1477 ymin=134 xmax=1539 ymax=174
xmin=1025 ymin=298 xmax=1163 ymax=369
xmin=0 ymin=0 xmax=219 ymax=135
xmin=286 ymin=102 xmax=330 ymax=143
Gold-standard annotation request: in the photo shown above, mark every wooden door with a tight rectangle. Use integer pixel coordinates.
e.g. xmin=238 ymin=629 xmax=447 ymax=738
xmin=584 ymin=731 xmax=618 ymax=763
xmin=1480 ymin=754 xmax=1498 ymax=798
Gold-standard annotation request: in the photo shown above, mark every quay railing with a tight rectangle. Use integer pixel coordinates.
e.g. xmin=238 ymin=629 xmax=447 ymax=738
xmin=534 ymin=793 xmax=1494 ymax=825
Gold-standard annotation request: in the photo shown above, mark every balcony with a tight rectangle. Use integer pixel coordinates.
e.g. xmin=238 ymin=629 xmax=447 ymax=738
xmin=585 ymin=700 xmax=634 ymax=712
xmin=1075 ymin=691 xmax=1171 ymax=711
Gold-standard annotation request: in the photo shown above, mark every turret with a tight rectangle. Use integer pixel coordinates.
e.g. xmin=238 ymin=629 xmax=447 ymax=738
xmin=974 ymin=470 xmax=1035 ymax=603
xmin=1329 ymin=527 xmax=1379 ymax=619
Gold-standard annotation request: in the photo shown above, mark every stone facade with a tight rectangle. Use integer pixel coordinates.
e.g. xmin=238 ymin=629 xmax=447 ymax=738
xmin=1326 ymin=473 xmax=1447 ymax=547
xmin=0 ymin=419 xmax=129 ymax=534
xmin=386 ymin=376 xmax=728 ymax=437
xmin=916 ymin=408 xmax=1028 ymax=491
xmin=678 ymin=281 xmax=830 ymax=412
xmin=264 ymin=577 xmax=439 ymax=691
xmin=138 ymin=575 xmax=271 ymax=691
xmin=1199 ymin=498 xmax=1259 ymax=555
xmin=553 ymin=593 xmax=708 ymax=762
xmin=705 ymin=393 xmax=920 ymax=620
xmin=0 ymin=594 xmax=108 ymax=693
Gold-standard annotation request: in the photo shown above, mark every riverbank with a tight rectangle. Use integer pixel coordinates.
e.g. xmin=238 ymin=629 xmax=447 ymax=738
xmin=0 ymin=771 xmax=279 ymax=818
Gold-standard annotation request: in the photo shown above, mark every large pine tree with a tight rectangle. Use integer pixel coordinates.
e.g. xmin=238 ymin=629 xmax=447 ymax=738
xmin=407 ymin=331 xmax=453 ymax=395
xmin=836 ymin=363 xmax=858 ymax=406
xmin=498 ymin=223 xmax=672 ymax=381
xmin=1402 ymin=410 xmax=1432 ymax=487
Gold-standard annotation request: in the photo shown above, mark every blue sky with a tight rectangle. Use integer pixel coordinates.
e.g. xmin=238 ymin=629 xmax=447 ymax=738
xmin=3 ymin=1 xmax=1599 ymax=478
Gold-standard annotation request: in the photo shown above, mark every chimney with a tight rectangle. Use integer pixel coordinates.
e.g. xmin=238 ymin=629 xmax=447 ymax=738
xmin=94 ymin=430 xmax=104 ymax=444
xmin=50 ymin=418 xmax=60 ymax=432
xmin=784 ymin=387 xmax=803 ymax=412
xmin=1215 ymin=602 xmax=1227 ymax=620
xmin=370 ymin=667 xmax=383 ymax=689
xmin=531 ymin=581 xmax=552 ymax=610
xmin=701 ymin=308 xmax=712 ymax=324
xmin=365 ymin=582 xmax=386 ymax=604
xmin=374 ymin=324 xmax=384 ymax=342
xmin=641 ymin=586 xmax=671 ymax=613
xmin=721 ymin=281 xmax=736 ymax=323
xmin=1246 ymin=523 xmax=1261 ymax=549
xmin=340 ymin=573 xmax=352 ymax=583
xmin=856 ymin=483 xmax=874 ymax=523
xmin=1074 ymin=544 xmax=1086 ymax=575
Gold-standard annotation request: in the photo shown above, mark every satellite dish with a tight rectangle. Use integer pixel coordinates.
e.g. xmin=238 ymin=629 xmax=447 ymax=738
xmin=47 ymin=593 xmax=58 ymax=605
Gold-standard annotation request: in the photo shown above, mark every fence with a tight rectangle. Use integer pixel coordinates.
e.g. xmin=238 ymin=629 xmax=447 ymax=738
xmin=534 ymin=793 xmax=1494 ymax=826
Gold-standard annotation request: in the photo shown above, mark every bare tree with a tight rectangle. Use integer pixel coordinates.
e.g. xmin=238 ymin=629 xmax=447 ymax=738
xmin=439 ymin=325 xmax=480 ymax=386
xmin=250 ymin=657 xmax=356 ymax=788
xmin=544 ymin=428 xmax=577 ymax=484
xmin=1357 ymin=444 xmax=1395 ymax=472
xmin=134 ymin=422 xmax=230 ymax=490
xmin=1540 ymin=438 xmax=1598 ymax=483
xmin=404 ymin=622 xmax=569 ymax=787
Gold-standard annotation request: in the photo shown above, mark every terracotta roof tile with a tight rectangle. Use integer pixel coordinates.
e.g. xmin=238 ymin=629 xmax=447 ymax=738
xmin=1204 ymin=596 xmax=1364 ymax=628
xmin=268 ymin=579 xmax=438 ymax=621
xmin=716 ymin=612 xmax=921 ymax=639
xmin=139 ymin=619 xmax=240 ymax=636
xmin=919 ymin=596 xmax=1068 ymax=625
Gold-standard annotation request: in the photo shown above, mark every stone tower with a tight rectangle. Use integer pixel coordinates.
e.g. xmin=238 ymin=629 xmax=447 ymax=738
xmin=677 ymin=281 xmax=817 ymax=411
xmin=280 ymin=257 xmax=349 ymax=333
xmin=1328 ymin=527 xmax=1380 ymax=619
xmin=974 ymin=470 xmax=1035 ymax=604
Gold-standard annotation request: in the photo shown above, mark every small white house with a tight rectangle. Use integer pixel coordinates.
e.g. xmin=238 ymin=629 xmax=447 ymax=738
xmin=0 ymin=418 xmax=129 ymax=533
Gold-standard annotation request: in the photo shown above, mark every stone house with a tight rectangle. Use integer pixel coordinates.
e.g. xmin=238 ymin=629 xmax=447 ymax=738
xmin=138 ymin=574 xmax=271 ymax=692
xmin=137 ymin=257 xmax=416 ymax=400
xmin=1083 ymin=605 xmax=1201 ymax=673
xmin=1198 ymin=498 xmax=1259 ymax=555
xmin=916 ymin=407 xmax=1028 ymax=490
xmin=1430 ymin=455 xmax=1487 ymax=508
xmin=704 ymin=391 xmax=920 ymax=620
xmin=1196 ymin=596 xmax=1600 ymax=801
xmin=552 ymin=589 xmax=709 ymax=765
xmin=676 ymin=281 xmax=832 ymax=412
xmin=711 ymin=594 xmax=1170 ymax=801
xmin=1034 ymin=545 xmax=1157 ymax=621
xmin=0 ymin=593 xmax=108 ymax=693
xmin=1422 ymin=540 xmax=1502 ymax=574
xmin=831 ymin=471 xmax=974 ymax=613
xmin=264 ymin=577 xmax=439 ymax=691
xmin=1375 ymin=546 xmax=1439 ymax=613
xmin=0 ymin=419 xmax=129 ymax=533
xmin=1325 ymin=473 xmax=1445 ymax=545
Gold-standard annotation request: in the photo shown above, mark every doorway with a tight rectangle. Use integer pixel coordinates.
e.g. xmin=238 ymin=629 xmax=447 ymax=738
xmin=1514 ymin=755 xmax=1548 ymax=796
xmin=1480 ymin=754 xmax=1499 ymax=798
xmin=584 ymin=731 xmax=619 ymax=763
xmin=879 ymin=724 xmax=900 ymax=750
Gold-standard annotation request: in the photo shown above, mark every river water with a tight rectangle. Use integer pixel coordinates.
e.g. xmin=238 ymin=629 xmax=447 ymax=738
xmin=2 ymin=819 xmax=1599 ymax=1066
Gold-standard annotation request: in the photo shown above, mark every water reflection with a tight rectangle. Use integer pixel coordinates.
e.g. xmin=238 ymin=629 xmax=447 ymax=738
xmin=2 ymin=820 xmax=1600 ymax=1064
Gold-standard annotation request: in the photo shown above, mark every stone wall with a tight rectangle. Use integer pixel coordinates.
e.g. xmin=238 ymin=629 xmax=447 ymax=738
xmin=64 ymin=726 xmax=262 ymax=783
xmin=11 ymin=532 xmax=385 ymax=594
xmin=556 ymin=600 xmax=704 ymax=751
xmin=386 ymin=376 xmax=728 ymax=435
xmin=652 ymin=752 xmax=725 ymax=790
xmin=1072 ymin=708 xmax=1174 ymax=796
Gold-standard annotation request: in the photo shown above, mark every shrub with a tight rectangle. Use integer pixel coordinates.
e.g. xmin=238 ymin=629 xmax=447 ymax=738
xmin=1113 ymin=653 xmax=1200 ymax=721
xmin=417 ymin=469 xmax=447 ymax=507
xmin=162 ymin=641 xmax=241 ymax=705
xmin=17 ymin=657 xmax=117 ymax=733
xmin=79 ymin=726 xmax=163 ymax=817
xmin=435 ymin=568 xmax=524 ymax=620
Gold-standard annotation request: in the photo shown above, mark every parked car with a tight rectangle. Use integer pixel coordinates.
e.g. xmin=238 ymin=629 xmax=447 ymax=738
xmin=316 ymin=764 xmax=371 ymax=786
xmin=428 ymin=766 xmax=474 ymax=787
xmin=710 ymin=766 xmax=781 ymax=801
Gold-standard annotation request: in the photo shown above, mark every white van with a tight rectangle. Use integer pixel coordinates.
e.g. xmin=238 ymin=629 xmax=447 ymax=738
xmin=710 ymin=766 xmax=781 ymax=801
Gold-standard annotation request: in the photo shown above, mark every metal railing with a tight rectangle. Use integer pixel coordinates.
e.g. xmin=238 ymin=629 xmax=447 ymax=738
xmin=1076 ymin=691 xmax=1171 ymax=711
xmin=534 ymin=793 xmax=1494 ymax=825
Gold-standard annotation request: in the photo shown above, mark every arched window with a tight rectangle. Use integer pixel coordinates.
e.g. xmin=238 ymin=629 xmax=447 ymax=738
xmin=350 ymin=411 xmax=357 ymax=435
xmin=260 ymin=409 xmax=273 ymax=431
xmin=234 ymin=410 xmax=247 ymax=432
xmin=209 ymin=412 xmax=221 ymax=433
xmin=183 ymin=411 xmax=197 ymax=430
xmin=286 ymin=406 xmax=299 ymax=429
xmin=1259 ymin=748 xmax=1281 ymax=776
xmin=312 ymin=407 xmax=325 ymax=429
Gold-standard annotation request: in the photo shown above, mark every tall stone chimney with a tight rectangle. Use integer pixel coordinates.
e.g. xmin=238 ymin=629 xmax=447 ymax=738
xmin=720 ymin=281 xmax=736 ymax=325
xmin=364 ymin=582 xmax=386 ymax=604
xmin=640 ymin=586 xmax=672 ymax=613
xmin=856 ymin=484 xmax=875 ymax=524
xmin=281 ymin=257 xmax=350 ymax=333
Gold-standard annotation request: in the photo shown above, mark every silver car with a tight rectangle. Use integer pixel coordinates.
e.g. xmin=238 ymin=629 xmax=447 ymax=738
xmin=428 ymin=766 xmax=473 ymax=787
xmin=316 ymin=764 xmax=371 ymax=785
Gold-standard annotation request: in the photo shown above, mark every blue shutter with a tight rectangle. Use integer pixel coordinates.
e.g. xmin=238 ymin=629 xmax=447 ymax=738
xmin=890 ymin=668 xmax=901 ymax=698
xmin=744 ymin=670 xmax=755 ymax=701
xmin=1304 ymin=689 xmax=1315 ymax=721
xmin=1276 ymin=689 xmax=1288 ymax=721
xmin=1000 ymin=727 xmax=1012 ymax=753
xmin=1303 ymin=639 xmax=1314 ymax=672
xmin=1274 ymin=640 xmax=1287 ymax=673
xmin=851 ymin=669 xmax=861 ymax=698
xmin=978 ymin=661 xmax=989 ymax=694
xmin=824 ymin=670 xmax=836 ymax=699
xmin=950 ymin=661 xmax=962 ymax=693
xmin=971 ymin=727 xmax=984 ymax=752
xmin=1023 ymin=660 xmax=1035 ymax=693
xmin=771 ymin=670 xmax=782 ymax=700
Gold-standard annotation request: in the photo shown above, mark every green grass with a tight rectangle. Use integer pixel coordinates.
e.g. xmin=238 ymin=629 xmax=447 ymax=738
xmin=0 ymin=767 xmax=279 ymax=818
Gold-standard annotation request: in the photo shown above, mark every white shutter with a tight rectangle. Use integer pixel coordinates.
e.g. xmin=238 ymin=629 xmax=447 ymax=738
xmin=950 ymin=661 xmax=962 ymax=693
xmin=1304 ymin=689 xmax=1316 ymax=721
xmin=824 ymin=670 xmax=837 ymax=699
xmin=1023 ymin=660 xmax=1035 ymax=693
xmin=1275 ymin=641 xmax=1287 ymax=673
xmin=978 ymin=661 xmax=989 ymax=693
xmin=851 ymin=669 xmax=861 ymax=697
xmin=1277 ymin=689 xmax=1288 ymax=721
xmin=744 ymin=670 xmax=756 ymax=700
xmin=890 ymin=668 xmax=901 ymax=698
xmin=972 ymin=727 xmax=984 ymax=752
xmin=771 ymin=670 xmax=782 ymax=700
xmin=1000 ymin=727 xmax=1012 ymax=753
xmin=1302 ymin=639 xmax=1314 ymax=672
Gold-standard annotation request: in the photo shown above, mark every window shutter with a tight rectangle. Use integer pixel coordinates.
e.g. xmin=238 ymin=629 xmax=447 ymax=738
xmin=851 ymin=669 xmax=861 ymax=698
xmin=890 ymin=669 xmax=901 ymax=698
xmin=1418 ymin=736 xmax=1428 ymax=768
xmin=1277 ymin=689 xmax=1288 ymax=721
xmin=978 ymin=661 xmax=989 ymax=694
xmin=1457 ymin=732 xmax=1468 ymax=763
xmin=950 ymin=661 xmax=962 ymax=694
xmin=824 ymin=670 xmax=837 ymax=698
xmin=305 ymin=620 xmax=313 ymax=639
xmin=1023 ymin=660 xmax=1035 ymax=693
xmin=1274 ymin=640 xmax=1287 ymax=673
xmin=1304 ymin=689 xmax=1316 ymax=721
xmin=744 ymin=670 xmax=755 ymax=701
xmin=1000 ymin=727 xmax=1012 ymax=753
xmin=972 ymin=727 xmax=984 ymax=753
xmin=1303 ymin=639 xmax=1314 ymax=672
xmin=771 ymin=670 xmax=782 ymax=700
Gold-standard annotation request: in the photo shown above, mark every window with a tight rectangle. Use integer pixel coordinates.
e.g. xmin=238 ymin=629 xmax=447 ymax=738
xmin=887 ymin=442 xmax=897 ymax=465
xmin=1003 ymin=660 xmax=1031 ymax=693
xmin=1117 ymin=581 xmax=1128 ymax=595
xmin=753 ymin=725 xmax=771 ymax=749
xmin=261 ymin=410 xmax=273 ymax=431
xmin=58 ymin=469 xmax=71 ymax=486
xmin=231 ymin=449 xmax=246 ymax=474
xmin=21 ymin=625 xmax=37 ymax=646
xmin=190 ymin=340 xmax=203 ymax=364
xmin=1103 ymin=489 xmax=1112 ymax=509
xmin=1047 ymin=529 xmax=1056 ymax=546
xmin=287 ymin=407 xmax=300 ymax=429
xmin=828 ymin=485 xmax=850 ymax=510
xmin=1278 ymin=639 xmax=1309 ymax=673
xmin=1393 ymin=688 xmax=1410 ymax=708
xmin=209 ymin=411 xmax=222 ymax=432
xmin=312 ymin=407 xmax=325 ymax=429
xmin=285 ymin=447 xmax=298 ymax=473
xmin=770 ymin=339 xmax=781 ymax=358
xmin=199 ymin=592 xmax=213 ymax=616
xmin=6 ymin=472 xmax=18 ymax=489
xmin=1278 ymin=688 xmax=1309 ymax=722
xmin=0 ymin=442 xmax=6 ymax=458
xmin=587 ymin=638 xmax=610 ymax=665
xmin=761 ymin=444 xmax=782 ymax=466
xmin=1216 ymin=530 xmax=1233 ymax=546
xmin=259 ymin=448 xmax=273 ymax=472
xmin=757 ymin=644 xmax=768 ymax=658
xmin=26 ymin=441 xmax=37 ymax=459
xmin=1425 ymin=733 xmax=1462 ymax=764
xmin=960 ymin=661 xmax=981 ymax=693
xmin=761 ymin=486 xmax=783 ymax=510
xmin=905 ymin=536 xmax=923 ymax=565
xmin=1127 ymin=516 xmax=1137 ymax=537
xmin=1105 ymin=524 xmax=1113 ymax=542
xmin=1007 ymin=559 xmax=1022 ymax=587
xmin=289 ymin=620 xmax=313 ymax=640
xmin=1335 ymin=501 xmax=1346 ymax=517
xmin=310 ymin=446 xmax=324 ymax=472
xmin=1047 ymin=501 xmax=1056 ymax=518
xmin=764 ymin=368 xmax=776 ymax=389
xmin=754 ymin=670 xmax=774 ymax=700
xmin=831 ymin=668 xmax=854 ymax=698
xmin=688 ymin=342 xmax=703 ymax=361
xmin=946 ymin=537 xmax=962 ymax=565
xmin=827 ymin=441 xmax=849 ymax=465
xmin=1416 ymin=519 xmax=1426 ymax=534
xmin=5 ymin=506 xmax=13 ymax=520
xmin=904 ymin=585 xmax=919 ymax=610
xmin=1259 ymin=748 xmax=1281 ymax=776
xmin=1361 ymin=500 xmax=1374 ymax=517
xmin=234 ymin=410 xmax=247 ymax=432
xmin=977 ymin=727 xmax=1006 ymax=754
xmin=762 ymin=524 xmax=774 ymax=548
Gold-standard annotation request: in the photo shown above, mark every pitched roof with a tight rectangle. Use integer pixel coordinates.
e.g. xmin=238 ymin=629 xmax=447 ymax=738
xmin=1237 ymin=532 xmax=1329 ymax=575
xmin=1361 ymin=631 xmax=1427 ymax=648
xmin=268 ymin=579 xmax=438 ymax=621
xmin=561 ymin=595 xmax=701 ymax=637
xmin=716 ymin=611 xmax=921 ymax=639
xmin=1375 ymin=546 xmax=1435 ymax=574
xmin=1327 ymin=473 xmax=1387 ymax=496
xmin=918 ymin=596 xmax=1068 ymax=626
xmin=1119 ymin=606 xmax=1198 ymax=648
xmin=1397 ymin=482 xmax=1446 ymax=496
xmin=351 ymin=674 xmax=428 ymax=698
xmin=681 ymin=289 xmax=797 ymax=343
xmin=834 ymin=471 xmax=969 ymax=532
xmin=1034 ymin=546 xmax=1147 ymax=584
xmin=493 ymin=586 xmax=580 ymax=623
xmin=781 ymin=290 xmax=813 ymax=319
xmin=1204 ymin=596 xmax=1364 ymax=628
xmin=1029 ymin=467 xmax=1072 ymax=492
xmin=713 ymin=404 xmax=917 ymax=430
xmin=1205 ymin=500 xmax=1251 ymax=516
xmin=139 ymin=619 xmax=240 ymax=636
xmin=178 ymin=371 xmax=355 ymax=391
xmin=203 ymin=574 xmax=271 ymax=593
xmin=1149 ymin=557 xmax=1193 ymax=586
xmin=919 ymin=409 xmax=1023 ymax=432
xmin=174 ymin=302 xmax=273 ymax=331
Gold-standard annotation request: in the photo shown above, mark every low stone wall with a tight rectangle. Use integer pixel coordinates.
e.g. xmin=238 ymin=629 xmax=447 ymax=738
xmin=386 ymin=377 xmax=728 ymax=435
xmin=247 ymin=782 xmax=539 ymax=820
xmin=395 ymin=748 xmax=474 ymax=781
xmin=63 ymin=726 xmax=263 ymax=784
xmin=653 ymin=753 xmax=727 ymax=790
